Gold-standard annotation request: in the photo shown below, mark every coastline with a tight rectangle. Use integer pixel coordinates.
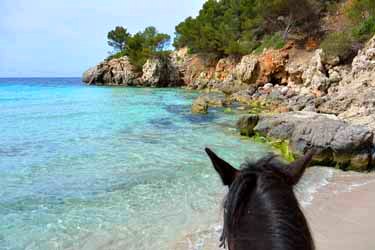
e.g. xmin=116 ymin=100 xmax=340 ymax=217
xmin=172 ymin=168 xmax=375 ymax=250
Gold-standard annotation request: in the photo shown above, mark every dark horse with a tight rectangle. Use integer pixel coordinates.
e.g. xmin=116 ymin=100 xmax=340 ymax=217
xmin=205 ymin=148 xmax=315 ymax=250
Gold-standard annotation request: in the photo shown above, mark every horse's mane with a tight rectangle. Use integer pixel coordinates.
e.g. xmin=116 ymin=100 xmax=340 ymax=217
xmin=220 ymin=154 xmax=314 ymax=249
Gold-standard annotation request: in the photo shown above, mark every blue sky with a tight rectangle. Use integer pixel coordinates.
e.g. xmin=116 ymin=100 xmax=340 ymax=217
xmin=0 ymin=0 xmax=205 ymax=77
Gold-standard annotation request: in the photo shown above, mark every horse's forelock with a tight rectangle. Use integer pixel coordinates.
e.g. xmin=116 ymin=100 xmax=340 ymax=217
xmin=222 ymin=154 xmax=290 ymax=247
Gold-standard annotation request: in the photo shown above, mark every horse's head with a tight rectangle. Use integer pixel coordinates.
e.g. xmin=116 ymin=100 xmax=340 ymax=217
xmin=205 ymin=148 xmax=315 ymax=249
xmin=205 ymin=148 xmax=315 ymax=187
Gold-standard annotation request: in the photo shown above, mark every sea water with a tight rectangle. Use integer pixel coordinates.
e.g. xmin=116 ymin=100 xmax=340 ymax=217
xmin=0 ymin=78 xmax=332 ymax=250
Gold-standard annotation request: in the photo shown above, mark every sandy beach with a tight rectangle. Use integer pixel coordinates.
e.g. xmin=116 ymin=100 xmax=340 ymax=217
xmin=174 ymin=168 xmax=375 ymax=250
xmin=306 ymin=169 xmax=375 ymax=250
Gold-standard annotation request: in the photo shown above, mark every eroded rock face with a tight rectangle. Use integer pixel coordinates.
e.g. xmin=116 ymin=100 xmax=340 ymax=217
xmin=352 ymin=35 xmax=375 ymax=75
xmin=215 ymin=56 xmax=240 ymax=81
xmin=82 ymin=57 xmax=139 ymax=86
xmin=256 ymin=49 xmax=289 ymax=85
xmin=301 ymin=49 xmax=330 ymax=93
xmin=244 ymin=112 xmax=374 ymax=171
xmin=141 ymin=57 xmax=182 ymax=87
xmin=82 ymin=66 xmax=98 ymax=84
xmin=234 ymin=55 xmax=259 ymax=84
xmin=318 ymin=34 xmax=375 ymax=132
xmin=181 ymin=53 xmax=219 ymax=89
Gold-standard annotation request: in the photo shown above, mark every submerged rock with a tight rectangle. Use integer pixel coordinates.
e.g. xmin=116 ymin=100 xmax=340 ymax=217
xmin=191 ymin=93 xmax=227 ymax=114
xmin=191 ymin=97 xmax=209 ymax=114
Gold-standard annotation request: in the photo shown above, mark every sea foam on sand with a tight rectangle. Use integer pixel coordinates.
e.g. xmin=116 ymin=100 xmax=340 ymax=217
xmin=173 ymin=167 xmax=375 ymax=250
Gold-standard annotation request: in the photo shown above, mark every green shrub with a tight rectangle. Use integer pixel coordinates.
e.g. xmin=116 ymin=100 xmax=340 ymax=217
xmin=320 ymin=32 xmax=353 ymax=58
xmin=352 ymin=16 xmax=375 ymax=42
xmin=254 ymin=33 xmax=285 ymax=54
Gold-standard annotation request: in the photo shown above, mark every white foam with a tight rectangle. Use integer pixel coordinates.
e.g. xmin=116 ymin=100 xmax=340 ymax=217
xmin=295 ymin=167 xmax=334 ymax=207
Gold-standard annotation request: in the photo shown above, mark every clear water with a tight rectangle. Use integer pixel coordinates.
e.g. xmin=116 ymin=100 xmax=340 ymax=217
xmin=0 ymin=78 xmax=277 ymax=250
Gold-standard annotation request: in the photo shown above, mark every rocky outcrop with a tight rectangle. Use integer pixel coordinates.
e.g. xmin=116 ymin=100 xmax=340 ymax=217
xmin=141 ymin=57 xmax=182 ymax=87
xmin=318 ymin=35 xmax=375 ymax=131
xmin=301 ymin=49 xmax=330 ymax=94
xmin=179 ymin=53 xmax=219 ymax=89
xmin=352 ymin=35 xmax=375 ymax=76
xmin=256 ymin=49 xmax=289 ymax=85
xmin=234 ymin=55 xmax=259 ymax=84
xmin=239 ymin=112 xmax=374 ymax=171
xmin=82 ymin=57 xmax=139 ymax=86
xmin=215 ymin=56 xmax=240 ymax=81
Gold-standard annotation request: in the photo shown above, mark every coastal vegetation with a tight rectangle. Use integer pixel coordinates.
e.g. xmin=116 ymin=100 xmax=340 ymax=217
xmin=173 ymin=0 xmax=375 ymax=59
xmin=321 ymin=0 xmax=375 ymax=58
xmin=174 ymin=0 xmax=321 ymax=56
xmin=103 ymin=0 xmax=375 ymax=69
xmin=107 ymin=26 xmax=170 ymax=70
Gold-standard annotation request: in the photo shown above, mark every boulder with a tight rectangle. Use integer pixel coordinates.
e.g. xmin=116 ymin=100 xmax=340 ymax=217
xmin=191 ymin=93 xmax=227 ymax=114
xmin=191 ymin=97 xmax=209 ymax=114
xmin=245 ymin=112 xmax=374 ymax=170
xmin=236 ymin=115 xmax=259 ymax=136
xmin=230 ymin=87 xmax=257 ymax=105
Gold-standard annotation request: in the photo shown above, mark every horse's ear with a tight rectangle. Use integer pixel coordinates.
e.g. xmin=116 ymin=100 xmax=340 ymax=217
xmin=205 ymin=148 xmax=239 ymax=186
xmin=285 ymin=150 xmax=316 ymax=185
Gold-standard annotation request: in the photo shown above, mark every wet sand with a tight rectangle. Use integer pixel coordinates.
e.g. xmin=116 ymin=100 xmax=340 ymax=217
xmin=173 ymin=168 xmax=375 ymax=250
xmin=306 ymin=170 xmax=375 ymax=250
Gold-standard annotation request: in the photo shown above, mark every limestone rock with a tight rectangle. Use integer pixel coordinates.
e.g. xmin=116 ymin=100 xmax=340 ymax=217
xmin=352 ymin=35 xmax=375 ymax=76
xmin=191 ymin=97 xmax=209 ymax=114
xmin=234 ymin=55 xmax=259 ymax=84
xmin=82 ymin=66 xmax=98 ymax=84
xmin=82 ymin=56 xmax=138 ymax=86
xmin=251 ymin=112 xmax=374 ymax=170
xmin=301 ymin=49 xmax=330 ymax=93
xmin=256 ymin=49 xmax=289 ymax=85
xmin=141 ymin=57 xmax=182 ymax=87
xmin=191 ymin=93 xmax=227 ymax=114
xmin=215 ymin=56 xmax=239 ymax=81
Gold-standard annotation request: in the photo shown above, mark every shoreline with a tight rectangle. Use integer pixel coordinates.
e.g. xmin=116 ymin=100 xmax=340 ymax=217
xmin=172 ymin=167 xmax=375 ymax=250
xmin=306 ymin=169 xmax=375 ymax=250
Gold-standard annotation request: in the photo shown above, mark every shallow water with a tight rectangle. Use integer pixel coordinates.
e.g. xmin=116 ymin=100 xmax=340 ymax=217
xmin=0 ymin=78 xmax=333 ymax=250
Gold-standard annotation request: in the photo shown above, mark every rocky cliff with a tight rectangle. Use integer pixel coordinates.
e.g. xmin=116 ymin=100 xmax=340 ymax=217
xmin=82 ymin=35 xmax=375 ymax=171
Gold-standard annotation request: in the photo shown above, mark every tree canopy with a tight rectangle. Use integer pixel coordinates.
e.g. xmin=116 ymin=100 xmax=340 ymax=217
xmin=107 ymin=26 xmax=170 ymax=70
xmin=174 ymin=0 xmax=322 ymax=56
xmin=107 ymin=26 xmax=131 ymax=51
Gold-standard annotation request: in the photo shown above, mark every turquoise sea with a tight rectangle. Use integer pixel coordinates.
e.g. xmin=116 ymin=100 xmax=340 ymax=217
xmin=0 ymin=78 xmax=333 ymax=250
xmin=0 ymin=78 xmax=274 ymax=250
